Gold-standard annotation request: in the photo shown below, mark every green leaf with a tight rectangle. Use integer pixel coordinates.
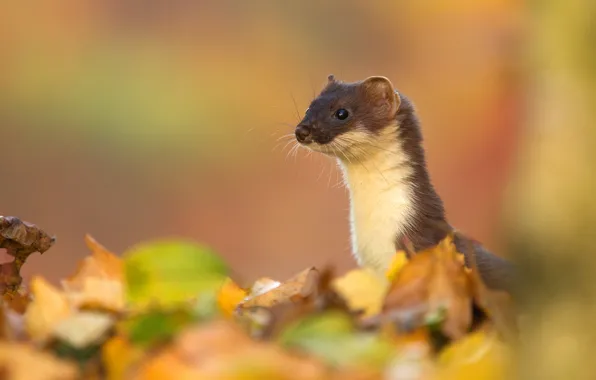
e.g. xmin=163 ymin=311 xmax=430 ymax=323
xmin=278 ymin=311 xmax=395 ymax=369
xmin=123 ymin=240 xmax=229 ymax=308
xmin=122 ymin=308 xmax=196 ymax=347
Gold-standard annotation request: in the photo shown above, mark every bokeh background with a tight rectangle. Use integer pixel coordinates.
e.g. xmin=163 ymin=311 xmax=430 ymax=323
xmin=0 ymin=1 xmax=524 ymax=286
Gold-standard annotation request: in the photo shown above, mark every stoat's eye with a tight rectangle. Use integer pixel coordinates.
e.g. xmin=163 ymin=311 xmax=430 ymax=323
xmin=334 ymin=108 xmax=349 ymax=120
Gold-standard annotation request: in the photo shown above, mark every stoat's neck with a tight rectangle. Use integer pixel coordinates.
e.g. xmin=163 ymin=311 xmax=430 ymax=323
xmin=339 ymin=97 xmax=448 ymax=273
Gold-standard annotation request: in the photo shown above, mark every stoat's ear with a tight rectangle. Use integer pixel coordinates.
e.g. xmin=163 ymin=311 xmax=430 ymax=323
xmin=361 ymin=76 xmax=400 ymax=117
xmin=327 ymin=74 xmax=336 ymax=83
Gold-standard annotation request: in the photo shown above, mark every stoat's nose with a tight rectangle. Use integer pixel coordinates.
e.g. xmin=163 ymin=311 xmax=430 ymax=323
xmin=295 ymin=124 xmax=312 ymax=144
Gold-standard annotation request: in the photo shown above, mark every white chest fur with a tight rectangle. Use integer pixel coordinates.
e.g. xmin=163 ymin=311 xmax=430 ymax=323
xmin=338 ymin=141 xmax=414 ymax=274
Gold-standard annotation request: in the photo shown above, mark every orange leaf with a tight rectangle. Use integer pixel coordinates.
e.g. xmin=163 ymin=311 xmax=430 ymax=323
xmin=383 ymin=236 xmax=473 ymax=339
xmin=133 ymin=320 xmax=325 ymax=380
xmin=216 ymin=278 xmax=247 ymax=317
xmin=102 ymin=335 xmax=145 ymax=380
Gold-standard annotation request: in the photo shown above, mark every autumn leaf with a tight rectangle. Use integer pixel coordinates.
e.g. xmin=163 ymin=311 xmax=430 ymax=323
xmin=61 ymin=235 xmax=125 ymax=312
xmin=216 ymin=277 xmax=247 ymax=317
xmin=53 ymin=311 xmax=115 ymax=349
xmin=0 ymin=342 xmax=77 ymax=380
xmin=25 ymin=276 xmax=72 ymax=342
xmin=102 ymin=336 xmax=145 ymax=380
xmin=84 ymin=234 xmax=123 ymax=280
xmin=240 ymin=267 xmax=319 ymax=309
xmin=332 ymin=268 xmax=387 ymax=317
xmin=434 ymin=328 xmax=510 ymax=380
xmin=120 ymin=308 xmax=197 ymax=347
xmin=133 ymin=320 xmax=326 ymax=380
xmin=278 ymin=310 xmax=396 ymax=370
xmin=385 ymin=251 xmax=409 ymax=282
xmin=123 ymin=240 xmax=229 ymax=308
xmin=0 ymin=216 xmax=55 ymax=293
xmin=382 ymin=236 xmax=473 ymax=340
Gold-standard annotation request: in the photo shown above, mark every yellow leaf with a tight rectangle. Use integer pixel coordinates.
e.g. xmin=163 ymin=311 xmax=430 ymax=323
xmin=332 ymin=269 xmax=387 ymax=317
xmin=84 ymin=234 xmax=124 ymax=280
xmin=63 ymin=277 xmax=125 ymax=312
xmin=25 ymin=276 xmax=71 ymax=342
xmin=0 ymin=342 xmax=77 ymax=380
xmin=435 ymin=329 xmax=510 ymax=380
xmin=102 ymin=335 xmax=145 ymax=380
xmin=216 ymin=278 xmax=247 ymax=317
xmin=385 ymin=250 xmax=409 ymax=282
xmin=61 ymin=235 xmax=125 ymax=312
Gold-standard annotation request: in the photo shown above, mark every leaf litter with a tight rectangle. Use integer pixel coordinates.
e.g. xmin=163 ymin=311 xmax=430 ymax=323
xmin=0 ymin=215 xmax=516 ymax=379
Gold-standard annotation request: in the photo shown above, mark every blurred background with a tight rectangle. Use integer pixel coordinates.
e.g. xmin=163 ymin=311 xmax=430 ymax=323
xmin=1 ymin=1 xmax=524 ymax=285
xmin=5 ymin=1 xmax=596 ymax=378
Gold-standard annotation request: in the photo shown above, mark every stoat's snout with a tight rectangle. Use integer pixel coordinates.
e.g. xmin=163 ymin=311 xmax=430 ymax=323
xmin=294 ymin=124 xmax=312 ymax=144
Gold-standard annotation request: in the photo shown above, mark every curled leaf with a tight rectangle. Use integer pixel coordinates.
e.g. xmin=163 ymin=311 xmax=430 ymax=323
xmin=0 ymin=216 xmax=55 ymax=293
xmin=241 ymin=267 xmax=318 ymax=309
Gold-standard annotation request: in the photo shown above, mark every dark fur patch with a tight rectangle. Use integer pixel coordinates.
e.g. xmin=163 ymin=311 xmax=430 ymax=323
xmin=298 ymin=78 xmax=399 ymax=144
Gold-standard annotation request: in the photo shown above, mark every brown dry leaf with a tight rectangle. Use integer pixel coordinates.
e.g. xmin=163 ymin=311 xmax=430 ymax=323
xmin=102 ymin=335 xmax=146 ymax=380
xmin=0 ymin=216 xmax=55 ymax=293
xmin=61 ymin=235 xmax=124 ymax=312
xmin=133 ymin=320 xmax=326 ymax=380
xmin=383 ymin=236 xmax=473 ymax=340
xmin=216 ymin=278 xmax=247 ymax=317
xmin=25 ymin=276 xmax=72 ymax=342
xmin=331 ymin=268 xmax=387 ymax=318
xmin=0 ymin=342 xmax=77 ymax=380
xmin=1 ymin=291 xmax=29 ymax=341
xmin=240 ymin=267 xmax=319 ymax=309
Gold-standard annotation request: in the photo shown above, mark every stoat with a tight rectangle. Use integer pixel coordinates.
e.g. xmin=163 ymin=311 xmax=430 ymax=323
xmin=294 ymin=75 xmax=515 ymax=292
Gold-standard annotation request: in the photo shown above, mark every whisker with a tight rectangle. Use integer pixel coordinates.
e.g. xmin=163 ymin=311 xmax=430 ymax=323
xmin=270 ymin=121 xmax=297 ymax=130
xmin=276 ymin=133 xmax=295 ymax=142
xmin=290 ymin=92 xmax=301 ymax=122
xmin=271 ymin=135 xmax=295 ymax=152
xmin=280 ymin=139 xmax=297 ymax=155
xmin=286 ymin=143 xmax=300 ymax=162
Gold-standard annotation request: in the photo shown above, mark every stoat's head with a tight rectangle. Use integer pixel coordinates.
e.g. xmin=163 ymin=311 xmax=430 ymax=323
xmin=295 ymin=75 xmax=401 ymax=159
